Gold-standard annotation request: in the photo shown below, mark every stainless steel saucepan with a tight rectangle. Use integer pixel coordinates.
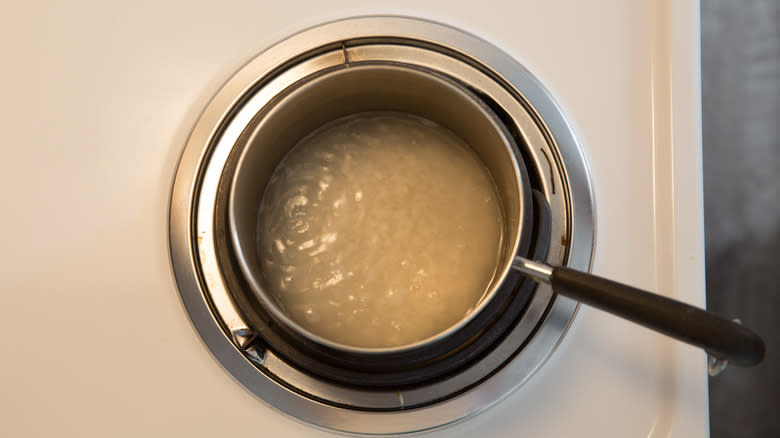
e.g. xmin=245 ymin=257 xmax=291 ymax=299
xmin=227 ymin=61 xmax=764 ymax=380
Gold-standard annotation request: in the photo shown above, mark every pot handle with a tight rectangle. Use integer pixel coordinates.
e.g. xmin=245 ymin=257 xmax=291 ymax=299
xmin=512 ymin=256 xmax=765 ymax=367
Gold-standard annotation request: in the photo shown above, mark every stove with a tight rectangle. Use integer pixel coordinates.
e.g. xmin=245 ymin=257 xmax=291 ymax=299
xmin=0 ymin=2 xmax=708 ymax=437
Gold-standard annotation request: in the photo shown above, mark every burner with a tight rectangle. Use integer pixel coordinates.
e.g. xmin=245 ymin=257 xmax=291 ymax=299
xmin=169 ymin=16 xmax=594 ymax=435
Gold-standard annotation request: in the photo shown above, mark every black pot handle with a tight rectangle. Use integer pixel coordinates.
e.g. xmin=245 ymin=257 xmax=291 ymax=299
xmin=513 ymin=256 xmax=765 ymax=367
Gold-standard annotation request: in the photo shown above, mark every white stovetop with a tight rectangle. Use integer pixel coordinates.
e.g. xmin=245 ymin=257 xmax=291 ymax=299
xmin=0 ymin=1 xmax=707 ymax=437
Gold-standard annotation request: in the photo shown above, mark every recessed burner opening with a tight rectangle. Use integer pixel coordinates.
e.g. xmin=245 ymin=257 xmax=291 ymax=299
xmin=170 ymin=16 xmax=593 ymax=434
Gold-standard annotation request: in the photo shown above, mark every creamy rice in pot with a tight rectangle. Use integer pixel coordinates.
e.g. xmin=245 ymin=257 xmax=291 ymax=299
xmin=258 ymin=112 xmax=503 ymax=348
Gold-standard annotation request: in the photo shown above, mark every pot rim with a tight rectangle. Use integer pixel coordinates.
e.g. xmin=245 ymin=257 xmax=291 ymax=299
xmin=227 ymin=61 xmax=530 ymax=355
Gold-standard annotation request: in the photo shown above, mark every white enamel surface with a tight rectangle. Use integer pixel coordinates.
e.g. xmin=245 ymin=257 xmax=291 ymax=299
xmin=0 ymin=1 xmax=706 ymax=437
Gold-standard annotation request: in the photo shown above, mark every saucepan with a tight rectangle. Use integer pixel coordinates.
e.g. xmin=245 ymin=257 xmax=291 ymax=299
xmin=226 ymin=61 xmax=764 ymax=386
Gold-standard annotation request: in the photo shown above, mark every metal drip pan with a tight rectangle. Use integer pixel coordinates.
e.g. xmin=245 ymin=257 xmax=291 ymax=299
xmin=169 ymin=16 xmax=594 ymax=435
